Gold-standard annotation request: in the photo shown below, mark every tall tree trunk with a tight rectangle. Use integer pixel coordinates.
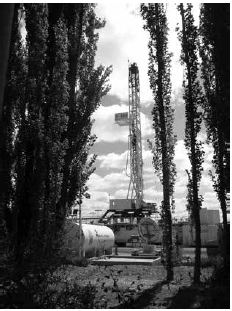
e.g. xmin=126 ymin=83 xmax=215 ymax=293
xmin=0 ymin=4 xmax=14 ymax=119
xmin=155 ymin=3 xmax=173 ymax=281
xmin=187 ymin=64 xmax=201 ymax=284
xmin=179 ymin=3 xmax=202 ymax=284
xmin=141 ymin=3 xmax=176 ymax=282
xmin=56 ymin=4 xmax=84 ymax=227
xmin=0 ymin=4 xmax=14 ymax=255
xmin=199 ymin=4 xmax=229 ymax=268
xmin=17 ymin=4 xmax=49 ymax=257
xmin=217 ymin=119 xmax=229 ymax=265
xmin=215 ymin=62 xmax=229 ymax=267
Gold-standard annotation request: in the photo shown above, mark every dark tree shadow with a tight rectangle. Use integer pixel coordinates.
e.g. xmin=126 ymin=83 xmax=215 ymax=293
xmin=168 ymin=272 xmax=230 ymax=310
xmin=111 ymin=280 xmax=167 ymax=309
xmin=167 ymin=286 xmax=198 ymax=309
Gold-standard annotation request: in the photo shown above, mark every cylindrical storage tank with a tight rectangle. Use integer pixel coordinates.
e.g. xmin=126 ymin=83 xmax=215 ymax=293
xmin=64 ymin=222 xmax=115 ymax=259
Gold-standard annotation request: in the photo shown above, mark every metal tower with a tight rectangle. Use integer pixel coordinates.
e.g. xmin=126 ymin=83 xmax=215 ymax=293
xmin=115 ymin=62 xmax=144 ymax=209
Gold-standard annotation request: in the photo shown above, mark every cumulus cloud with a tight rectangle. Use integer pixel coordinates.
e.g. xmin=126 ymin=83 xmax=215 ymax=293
xmin=90 ymin=172 xmax=130 ymax=191
xmin=174 ymin=140 xmax=191 ymax=172
xmin=173 ymin=197 xmax=188 ymax=217
xmin=114 ymin=189 xmax=130 ymax=198
xmin=171 ymin=87 xmax=184 ymax=107
xmin=95 ymin=3 xmax=153 ymax=104
xmin=92 ymin=103 xmax=153 ymax=143
xmin=175 ymin=172 xmax=188 ymax=194
xmin=200 ymin=174 xmax=213 ymax=188
xmin=98 ymin=151 xmax=128 ymax=170
xmin=201 ymin=191 xmax=220 ymax=209
xmin=202 ymin=141 xmax=214 ymax=171
xmin=95 ymin=3 xmax=200 ymax=104
xmin=82 ymin=191 xmax=110 ymax=214
xmin=141 ymin=113 xmax=154 ymax=137
xmin=92 ymin=104 xmax=128 ymax=143
xmin=144 ymin=186 xmax=163 ymax=199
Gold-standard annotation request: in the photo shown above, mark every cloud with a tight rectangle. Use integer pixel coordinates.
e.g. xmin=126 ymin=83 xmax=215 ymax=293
xmin=98 ymin=151 xmax=128 ymax=170
xmin=175 ymin=172 xmax=188 ymax=194
xmin=81 ymin=191 xmax=110 ymax=214
xmin=174 ymin=140 xmax=191 ymax=172
xmin=95 ymin=3 xmax=153 ymax=103
xmin=144 ymin=186 xmax=163 ymax=199
xmin=200 ymin=174 xmax=213 ymax=188
xmin=95 ymin=3 xmax=201 ymax=104
xmin=201 ymin=191 xmax=220 ymax=209
xmin=202 ymin=141 xmax=214 ymax=171
xmin=141 ymin=113 xmax=154 ymax=137
xmin=92 ymin=102 xmax=154 ymax=143
xmin=114 ymin=189 xmax=130 ymax=198
xmin=92 ymin=104 xmax=129 ymax=143
xmin=90 ymin=172 xmax=130 ymax=191
xmin=173 ymin=197 xmax=188 ymax=217
xmin=96 ymin=145 xmax=158 ymax=185
xmin=171 ymin=87 xmax=184 ymax=107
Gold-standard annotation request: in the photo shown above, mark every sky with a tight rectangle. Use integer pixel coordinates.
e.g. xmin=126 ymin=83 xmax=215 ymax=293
xmin=80 ymin=3 xmax=221 ymax=219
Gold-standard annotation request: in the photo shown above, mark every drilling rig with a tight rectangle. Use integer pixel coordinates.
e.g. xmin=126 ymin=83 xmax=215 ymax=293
xmin=99 ymin=63 xmax=158 ymax=246
xmin=127 ymin=62 xmax=144 ymax=208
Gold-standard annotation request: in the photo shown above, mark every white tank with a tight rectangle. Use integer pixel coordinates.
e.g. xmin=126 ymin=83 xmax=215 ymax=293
xmin=64 ymin=221 xmax=115 ymax=258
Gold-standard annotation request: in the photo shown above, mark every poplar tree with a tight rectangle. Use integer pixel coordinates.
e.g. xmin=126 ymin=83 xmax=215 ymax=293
xmin=177 ymin=3 xmax=205 ymax=284
xmin=199 ymin=3 xmax=230 ymax=265
xmin=56 ymin=4 xmax=112 ymax=230
xmin=4 ymin=5 xmax=28 ymax=254
xmin=15 ymin=4 xmax=49 ymax=257
xmin=0 ymin=4 xmax=22 ymax=254
xmin=42 ymin=15 xmax=69 ymax=251
xmin=141 ymin=3 xmax=176 ymax=281
xmin=1 ymin=4 xmax=112 ymax=264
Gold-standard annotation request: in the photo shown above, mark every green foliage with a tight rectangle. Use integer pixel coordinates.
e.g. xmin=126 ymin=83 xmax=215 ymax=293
xmin=1 ymin=263 xmax=97 ymax=308
xmin=199 ymin=4 xmax=229 ymax=242
xmin=1 ymin=4 xmax=111 ymax=269
xmin=177 ymin=4 xmax=205 ymax=209
xmin=2 ymin=4 xmax=27 ymax=234
xmin=177 ymin=3 xmax=205 ymax=284
xmin=57 ymin=4 xmax=112 ymax=225
xmin=141 ymin=3 xmax=176 ymax=281
xmin=1 ymin=262 xmax=146 ymax=309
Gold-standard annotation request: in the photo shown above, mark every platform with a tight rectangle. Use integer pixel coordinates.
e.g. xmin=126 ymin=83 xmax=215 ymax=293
xmin=90 ymin=256 xmax=161 ymax=266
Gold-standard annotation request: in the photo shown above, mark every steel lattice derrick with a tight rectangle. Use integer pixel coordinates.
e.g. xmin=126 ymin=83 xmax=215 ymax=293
xmin=128 ymin=63 xmax=143 ymax=208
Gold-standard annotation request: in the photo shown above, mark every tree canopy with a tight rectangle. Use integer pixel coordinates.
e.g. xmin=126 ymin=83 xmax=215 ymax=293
xmin=1 ymin=3 xmax=112 ymax=263
xmin=141 ymin=3 xmax=177 ymax=281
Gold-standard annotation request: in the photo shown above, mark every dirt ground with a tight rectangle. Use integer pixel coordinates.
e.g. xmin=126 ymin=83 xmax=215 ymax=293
xmin=2 ymin=252 xmax=228 ymax=309
xmin=54 ymin=263 xmax=215 ymax=308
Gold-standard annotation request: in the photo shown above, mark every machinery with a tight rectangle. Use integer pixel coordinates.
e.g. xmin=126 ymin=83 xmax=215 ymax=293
xmin=138 ymin=217 xmax=161 ymax=244
xmin=99 ymin=63 xmax=159 ymax=245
